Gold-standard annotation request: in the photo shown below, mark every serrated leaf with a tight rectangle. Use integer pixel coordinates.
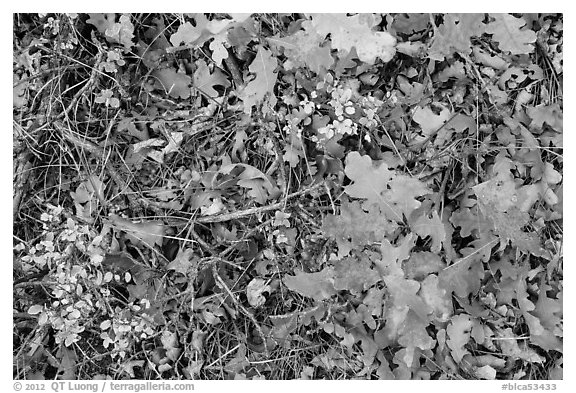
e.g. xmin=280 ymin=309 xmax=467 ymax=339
xmin=534 ymin=278 xmax=562 ymax=338
xmin=485 ymin=14 xmax=537 ymax=55
xmin=472 ymin=46 xmax=508 ymax=70
xmin=170 ymin=22 xmax=201 ymax=46
xmin=435 ymin=114 xmax=477 ymax=147
xmin=87 ymin=13 xmax=134 ymax=50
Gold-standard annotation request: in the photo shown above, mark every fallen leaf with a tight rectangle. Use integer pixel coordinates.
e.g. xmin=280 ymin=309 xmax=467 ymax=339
xmin=120 ymin=360 xmax=144 ymax=378
xmin=167 ymin=248 xmax=198 ymax=276
xmin=108 ymin=214 xmax=166 ymax=248
xmin=446 ymin=313 xmax=473 ymax=363
xmin=283 ymin=267 xmax=337 ymax=301
xmin=475 ymin=365 xmax=497 ymax=380
xmin=309 ymin=14 xmax=396 ymax=64
xmin=413 ymin=104 xmax=452 ymax=136
xmin=428 ymin=14 xmax=484 ymax=60
xmin=239 ymin=46 xmax=278 ymax=113
xmin=246 ymin=278 xmax=271 ymax=308
xmin=152 ymin=68 xmax=192 ymax=99
xmin=193 ymin=60 xmax=230 ymax=98
xmin=485 ymin=14 xmax=536 ymax=55
xmin=409 ymin=209 xmax=446 ymax=253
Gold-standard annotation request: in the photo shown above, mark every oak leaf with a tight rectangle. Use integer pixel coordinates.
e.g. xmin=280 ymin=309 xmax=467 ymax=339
xmin=412 ymin=104 xmax=452 ymax=136
xmin=473 ymin=174 xmax=551 ymax=259
xmin=108 ymin=214 xmax=166 ymax=248
xmin=332 ymin=256 xmax=380 ymax=295
xmin=193 ymin=60 xmax=230 ymax=98
xmin=283 ymin=267 xmax=337 ymax=301
xmin=322 ymin=198 xmax=395 ymax=258
xmin=409 ymin=209 xmax=446 ymax=253
xmin=268 ymin=28 xmax=334 ymax=74
xmin=527 ymin=103 xmax=563 ymax=133
xmin=169 ymin=14 xmax=210 ymax=47
xmin=375 ymin=233 xmax=416 ymax=278
xmin=419 ymin=274 xmax=453 ymax=323
xmin=428 ymin=14 xmax=484 ymax=60
xmin=446 ymin=314 xmax=473 ymax=363
xmin=403 ymin=252 xmax=445 ymax=281
xmin=167 ymin=248 xmax=198 ymax=276
xmin=309 ymin=14 xmax=396 ymax=64
xmin=152 ymin=68 xmax=191 ymax=99
xmin=344 ymin=151 xmax=394 ymax=205
xmin=218 ymin=163 xmax=280 ymax=204
xmin=485 ymin=14 xmax=537 ymax=55
xmin=239 ymin=46 xmax=278 ymax=113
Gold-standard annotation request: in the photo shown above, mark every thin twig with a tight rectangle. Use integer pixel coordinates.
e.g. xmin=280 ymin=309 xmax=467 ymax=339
xmin=56 ymin=122 xmax=157 ymax=216
xmin=13 ymin=156 xmax=32 ymax=219
xmin=189 ymin=181 xmax=325 ymax=225
xmin=210 ymin=259 xmax=269 ymax=355
xmin=433 ymin=169 xmax=450 ymax=214
xmin=223 ymin=50 xmax=244 ymax=87
xmin=58 ymin=52 xmax=104 ymax=120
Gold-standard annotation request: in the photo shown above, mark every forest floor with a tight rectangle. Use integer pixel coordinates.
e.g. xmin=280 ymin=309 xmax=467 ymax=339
xmin=13 ymin=13 xmax=563 ymax=380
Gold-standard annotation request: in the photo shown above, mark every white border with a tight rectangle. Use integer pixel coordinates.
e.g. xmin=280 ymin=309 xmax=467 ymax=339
xmin=4 ymin=4 xmax=572 ymax=391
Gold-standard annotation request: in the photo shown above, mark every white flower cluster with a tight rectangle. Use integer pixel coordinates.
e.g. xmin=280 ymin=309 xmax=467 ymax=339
xmin=99 ymin=305 xmax=156 ymax=358
xmin=357 ymin=95 xmax=383 ymax=129
xmin=19 ymin=203 xmax=158 ymax=352
xmin=316 ymin=118 xmax=358 ymax=141
xmin=278 ymin=73 xmax=385 ymax=149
